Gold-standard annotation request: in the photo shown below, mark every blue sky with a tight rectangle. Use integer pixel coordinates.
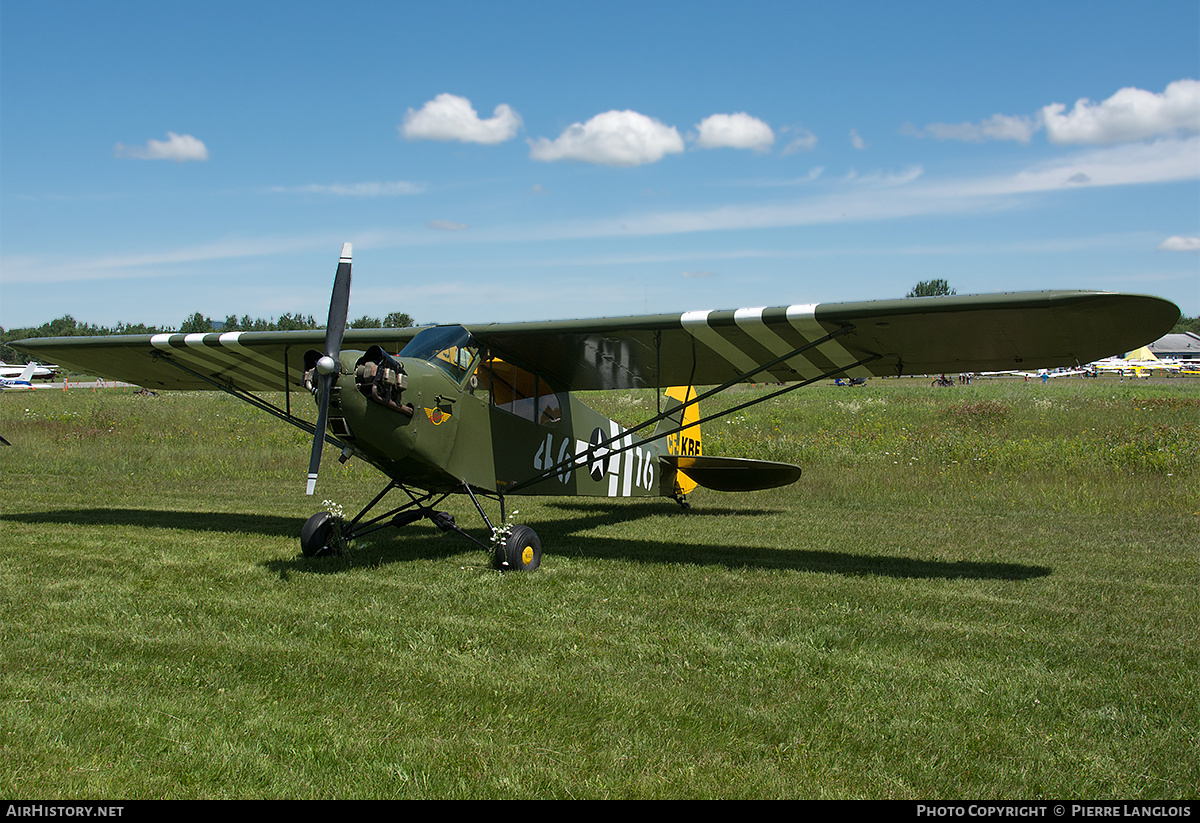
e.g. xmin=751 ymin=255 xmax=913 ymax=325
xmin=2 ymin=0 xmax=1197 ymax=331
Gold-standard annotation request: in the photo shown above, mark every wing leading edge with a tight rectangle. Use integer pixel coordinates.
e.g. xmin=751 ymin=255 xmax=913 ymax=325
xmin=11 ymin=291 xmax=1179 ymax=393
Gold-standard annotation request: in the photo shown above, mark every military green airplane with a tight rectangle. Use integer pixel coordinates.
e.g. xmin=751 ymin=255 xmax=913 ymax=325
xmin=12 ymin=244 xmax=1179 ymax=571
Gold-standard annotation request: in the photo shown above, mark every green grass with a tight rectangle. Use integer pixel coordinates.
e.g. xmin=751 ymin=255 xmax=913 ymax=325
xmin=1 ymin=377 xmax=1196 ymax=798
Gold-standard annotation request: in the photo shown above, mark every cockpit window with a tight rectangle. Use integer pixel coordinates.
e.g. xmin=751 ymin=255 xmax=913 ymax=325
xmin=477 ymin=357 xmax=562 ymax=425
xmin=399 ymin=325 xmax=481 ymax=383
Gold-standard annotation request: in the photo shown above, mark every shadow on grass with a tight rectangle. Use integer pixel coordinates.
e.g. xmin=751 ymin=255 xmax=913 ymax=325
xmin=4 ymin=503 xmax=1051 ymax=581
xmin=4 ymin=507 xmax=302 ymax=537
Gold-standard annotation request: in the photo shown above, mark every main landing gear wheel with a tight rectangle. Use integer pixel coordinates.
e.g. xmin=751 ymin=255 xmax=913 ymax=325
xmin=300 ymin=511 xmax=348 ymax=558
xmin=495 ymin=524 xmax=542 ymax=572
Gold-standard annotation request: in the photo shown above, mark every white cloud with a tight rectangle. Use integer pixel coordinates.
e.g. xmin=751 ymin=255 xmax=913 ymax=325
xmin=18 ymin=134 xmax=1196 ymax=291
xmin=843 ymin=165 xmax=925 ymax=187
xmin=913 ymin=113 xmax=1039 ymax=144
xmin=693 ymin=113 xmax=775 ymax=152
xmin=401 ymin=93 xmax=522 ymax=144
xmin=905 ymin=80 xmax=1200 ymax=147
xmin=517 ymin=137 xmax=1198 ymax=241
xmin=1158 ymin=235 xmax=1200 ymax=252
xmin=114 ymin=132 xmax=209 ymax=162
xmin=780 ymin=127 xmax=818 ymax=155
xmin=270 ymin=181 xmax=425 ymax=196
xmin=528 ymin=110 xmax=684 ymax=167
xmin=996 ymin=137 xmax=1199 ymax=192
xmin=428 ymin=220 xmax=469 ymax=231
xmin=1042 ymin=79 xmax=1200 ymax=145
xmin=849 ymin=129 xmax=866 ymax=150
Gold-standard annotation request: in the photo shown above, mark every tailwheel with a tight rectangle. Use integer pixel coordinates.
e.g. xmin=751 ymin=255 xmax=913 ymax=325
xmin=495 ymin=524 xmax=541 ymax=572
xmin=300 ymin=510 xmax=350 ymax=557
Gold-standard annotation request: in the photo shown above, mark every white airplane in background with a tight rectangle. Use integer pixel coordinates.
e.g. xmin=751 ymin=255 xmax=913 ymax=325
xmin=977 ymin=366 xmax=1094 ymax=380
xmin=1092 ymin=346 xmax=1185 ymax=376
xmin=0 ymin=359 xmax=56 ymax=381
xmin=0 ymin=362 xmax=39 ymax=390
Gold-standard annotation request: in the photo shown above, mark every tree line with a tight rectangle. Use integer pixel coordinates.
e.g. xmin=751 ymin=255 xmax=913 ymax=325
xmin=178 ymin=311 xmax=415 ymax=333
xmin=0 ymin=311 xmax=415 ymax=363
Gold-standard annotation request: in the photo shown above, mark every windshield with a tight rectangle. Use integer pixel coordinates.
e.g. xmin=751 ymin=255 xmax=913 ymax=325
xmin=399 ymin=325 xmax=481 ymax=383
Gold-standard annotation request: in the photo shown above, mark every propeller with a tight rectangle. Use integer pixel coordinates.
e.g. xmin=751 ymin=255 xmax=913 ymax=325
xmin=306 ymin=242 xmax=353 ymax=495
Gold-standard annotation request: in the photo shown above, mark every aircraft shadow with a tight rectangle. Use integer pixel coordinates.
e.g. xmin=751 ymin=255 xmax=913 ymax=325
xmin=4 ymin=504 xmax=1050 ymax=582
xmin=535 ymin=500 xmax=1050 ymax=580
xmin=0 ymin=507 xmax=472 ymax=571
xmin=4 ymin=507 xmax=302 ymax=538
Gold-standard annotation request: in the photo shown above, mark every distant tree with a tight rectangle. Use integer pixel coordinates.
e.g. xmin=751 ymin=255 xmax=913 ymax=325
xmin=112 ymin=322 xmax=164 ymax=335
xmin=45 ymin=315 xmax=84 ymax=336
xmin=1171 ymin=315 xmax=1198 ymax=335
xmin=906 ymin=279 xmax=956 ymax=298
xmin=239 ymin=315 xmax=270 ymax=331
xmin=275 ymin=312 xmax=319 ymax=331
xmin=1 ymin=315 xmax=175 ymax=360
xmin=0 ymin=307 xmax=423 ymax=362
xmin=179 ymin=312 xmax=214 ymax=333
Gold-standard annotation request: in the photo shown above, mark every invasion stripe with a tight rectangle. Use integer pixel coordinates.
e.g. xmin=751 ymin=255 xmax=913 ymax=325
xmin=680 ymin=310 xmax=761 ymax=377
xmin=217 ymin=332 xmax=296 ymax=387
xmin=732 ymin=307 xmax=824 ymax=380
xmin=785 ymin=304 xmax=873 ymax=378
xmin=190 ymin=333 xmax=287 ymax=388
xmin=151 ymin=332 xmax=288 ymax=389
xmin=182 ymin=337 xmax=280 ymax=387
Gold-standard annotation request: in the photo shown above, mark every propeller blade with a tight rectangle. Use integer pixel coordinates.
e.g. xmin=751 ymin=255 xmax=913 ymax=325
xmin=306 ymin=373 xmax=331 ymax=495
xmin=305 ymin=243 xmax=353 ymax=496
xmin=325 ymin=243 xmax=352 ymax=358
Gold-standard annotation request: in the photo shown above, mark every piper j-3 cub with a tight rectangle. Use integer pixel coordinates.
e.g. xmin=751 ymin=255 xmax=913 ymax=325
xmin=12 ymin=244 xmax=1179 ymax=570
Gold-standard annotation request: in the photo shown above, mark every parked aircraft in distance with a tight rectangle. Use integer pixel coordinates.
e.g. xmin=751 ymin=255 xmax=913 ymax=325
xmin=0 ymin=360 xmax=56 ymax=381
xmin=0 ymin=362 xmax=39 ymax=390
xmin=1092 ymin=346 xmax=1185 ymax=376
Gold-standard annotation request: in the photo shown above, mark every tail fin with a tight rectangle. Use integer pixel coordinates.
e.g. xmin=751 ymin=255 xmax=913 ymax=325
xmin=656 ymin=386 xmax=702 ymax=496
xmin=19 ymin=363 xmax=37 ymax=382
xmin=656 ymin=385 xmax=803 ymax=495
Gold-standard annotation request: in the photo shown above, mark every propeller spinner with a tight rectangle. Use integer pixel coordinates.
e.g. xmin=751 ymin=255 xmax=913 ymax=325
xmin=305 ymin=242 xmax=353 ymax=495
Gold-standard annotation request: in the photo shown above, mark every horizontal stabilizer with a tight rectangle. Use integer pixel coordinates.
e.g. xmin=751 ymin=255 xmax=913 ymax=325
xmin=661 ymin=455 xmax=801 ymax=492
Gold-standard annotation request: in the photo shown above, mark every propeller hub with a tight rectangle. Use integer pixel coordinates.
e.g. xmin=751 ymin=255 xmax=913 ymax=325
xmin=316 ymin=355 xmax=339 ymax=376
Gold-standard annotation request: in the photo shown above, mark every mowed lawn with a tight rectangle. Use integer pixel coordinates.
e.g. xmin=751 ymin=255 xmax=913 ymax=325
xmin=1 ymin=377 xmax=1196 ymax=799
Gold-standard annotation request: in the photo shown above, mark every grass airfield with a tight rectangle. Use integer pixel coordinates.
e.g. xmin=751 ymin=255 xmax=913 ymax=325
xmin=1 ymin=376 xmax=1196 ymax=799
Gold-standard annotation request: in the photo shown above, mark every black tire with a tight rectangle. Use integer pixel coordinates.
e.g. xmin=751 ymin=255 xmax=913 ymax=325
xmin=496 ymin=524 xmax=542 ymax=572
xmin=300 ymin=511 xmax=342 ymax=558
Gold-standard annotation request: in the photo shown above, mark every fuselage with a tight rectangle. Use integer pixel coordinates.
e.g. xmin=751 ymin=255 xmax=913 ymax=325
xmin=318 ymin=326 xmax=674 ymax=499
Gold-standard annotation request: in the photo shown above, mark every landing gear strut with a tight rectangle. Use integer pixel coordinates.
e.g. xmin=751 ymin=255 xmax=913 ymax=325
xmin=299 ymin=480 xmax=541 ymax=571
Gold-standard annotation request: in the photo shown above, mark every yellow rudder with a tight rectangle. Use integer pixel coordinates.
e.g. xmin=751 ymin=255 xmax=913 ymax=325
xmin=663 ymin=386 xmax=701 ymax=496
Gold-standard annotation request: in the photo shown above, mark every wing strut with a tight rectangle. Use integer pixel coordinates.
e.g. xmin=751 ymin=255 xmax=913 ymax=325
xmin=505 ymin=324 xmax=880 ymax=495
